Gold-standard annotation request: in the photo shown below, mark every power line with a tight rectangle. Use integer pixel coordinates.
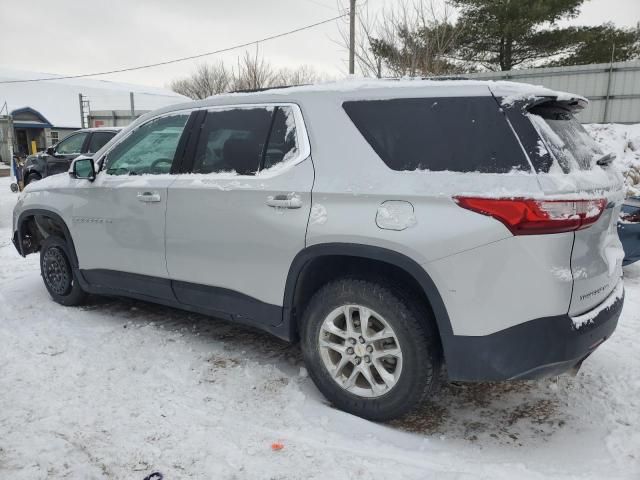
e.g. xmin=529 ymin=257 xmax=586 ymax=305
xmin=302 ymin=0 xmax=337 ymax=11
xmin=0 ymin=13 xmax=348 ymax=84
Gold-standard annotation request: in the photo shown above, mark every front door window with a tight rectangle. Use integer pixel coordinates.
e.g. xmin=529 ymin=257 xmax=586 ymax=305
xmin=55 ymin=132 xmax=88 ymax=155
xmin=105 ymin=114 xmax=189 ymax=176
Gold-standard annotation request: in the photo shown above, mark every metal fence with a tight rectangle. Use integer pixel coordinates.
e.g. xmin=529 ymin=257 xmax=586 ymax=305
xmin=465 ymin=60 xmax=640 ymax=124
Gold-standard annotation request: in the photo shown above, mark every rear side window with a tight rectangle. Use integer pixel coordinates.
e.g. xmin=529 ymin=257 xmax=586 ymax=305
xmin=192 ymin=106 xmax=299 ymax=175
xmin=527 ymin=106 xmax=602 ymax=173
xmin=87 ymin=131 xmax=115 ymax=154
xmin=343 ymin=97 xmax=528 ymax=173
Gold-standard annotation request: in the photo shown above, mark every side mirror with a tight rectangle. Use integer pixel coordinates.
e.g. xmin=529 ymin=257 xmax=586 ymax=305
xmin=46 ymin=147 xmax=55 ymax=156
xmin=70 ymin=157 xmax=96 ymax=181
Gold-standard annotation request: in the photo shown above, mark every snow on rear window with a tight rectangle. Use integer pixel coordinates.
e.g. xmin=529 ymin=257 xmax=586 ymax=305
xmin=527 ymin=106 xmax=603 ymax=173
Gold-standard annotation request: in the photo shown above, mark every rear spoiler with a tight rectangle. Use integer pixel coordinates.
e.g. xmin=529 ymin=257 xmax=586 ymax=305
xmin=527 ymin=96 xmax=588 ymax=113
xmin=500 ymin=94 xmax=589 ymax=113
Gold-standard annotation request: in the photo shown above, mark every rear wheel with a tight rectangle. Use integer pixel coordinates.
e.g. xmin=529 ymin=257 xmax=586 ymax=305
xmin=40 ymin=236 xmax=87 ymax=306
xmin=300 ymin=278 xmax=441 ymax=421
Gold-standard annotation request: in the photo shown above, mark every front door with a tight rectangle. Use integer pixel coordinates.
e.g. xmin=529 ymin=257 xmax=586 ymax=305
xmin=70 ymin=112 xmax=191 ymax=296
xmin=165 ymin=105 xmax=313 ymax=325
xmin=48 ymin=131 xmax=89 ymax=175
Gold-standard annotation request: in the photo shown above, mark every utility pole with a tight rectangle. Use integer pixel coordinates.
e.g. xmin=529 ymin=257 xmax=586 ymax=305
xmin=129 ymin=92 xmax=135 ymax=122
xmin=349 ymin=0 xmax=356 ymax=75
xmin=79 ymin=93 xmax=85 ymax=128
xmin=78 ymin=94 xmax=90 ymax=128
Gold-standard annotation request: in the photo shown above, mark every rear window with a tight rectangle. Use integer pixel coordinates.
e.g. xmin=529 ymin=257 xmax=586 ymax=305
xmin=342 ymin=97 xmax=529 ymax=173
xmin=527 ymin=106 xmax=603 ymax=173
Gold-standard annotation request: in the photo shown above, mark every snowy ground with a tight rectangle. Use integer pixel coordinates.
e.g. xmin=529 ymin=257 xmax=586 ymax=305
xmin=1 ymin=148 xmax=640 ymax=477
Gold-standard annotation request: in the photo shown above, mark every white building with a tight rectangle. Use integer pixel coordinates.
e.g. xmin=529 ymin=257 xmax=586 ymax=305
xmin=0 ymin=67 xmax=187 ymax=161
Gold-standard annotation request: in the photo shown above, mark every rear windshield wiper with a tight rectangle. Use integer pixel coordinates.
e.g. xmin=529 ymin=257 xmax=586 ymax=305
xmin=596 ymin=152 xmax=616 ymax=166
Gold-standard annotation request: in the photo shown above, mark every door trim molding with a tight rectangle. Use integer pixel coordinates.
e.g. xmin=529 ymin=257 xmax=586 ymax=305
xmin=77 ymin=269 xmax=287 ymax=340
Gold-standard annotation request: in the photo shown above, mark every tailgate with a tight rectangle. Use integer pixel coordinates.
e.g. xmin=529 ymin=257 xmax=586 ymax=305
xmin=522 ymin=100 xmax=626 ymax=316
xmin=570 ymin=188 xmax=624 ymax=315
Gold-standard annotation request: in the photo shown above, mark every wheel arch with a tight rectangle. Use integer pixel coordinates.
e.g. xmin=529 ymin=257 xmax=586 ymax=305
xmin=283 ymin=243 xmax=454 ymax=362
xmin=16 ymin=209 xmax=79 ymax=268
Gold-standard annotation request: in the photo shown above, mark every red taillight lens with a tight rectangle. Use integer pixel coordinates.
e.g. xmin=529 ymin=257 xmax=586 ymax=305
xmin=454 ymin=197 xmax=607 ymax=235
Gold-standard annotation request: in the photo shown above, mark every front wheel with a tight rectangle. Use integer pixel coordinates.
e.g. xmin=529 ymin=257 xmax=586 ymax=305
xmin=40 ymin=236 xmax=87 ymax=306
xmin=300 ymin=278 xmax=441 ymax=421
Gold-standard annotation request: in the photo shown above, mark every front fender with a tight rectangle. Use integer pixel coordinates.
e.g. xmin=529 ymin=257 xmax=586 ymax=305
xmin=15 ymin=209 xmax=79 ymax=268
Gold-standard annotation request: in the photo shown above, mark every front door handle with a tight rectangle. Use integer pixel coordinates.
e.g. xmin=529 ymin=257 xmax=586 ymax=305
xmin=266 ymin=194 xmax=302 ymax=209
xmin=137 ymin=191 xmax=161 ymax=203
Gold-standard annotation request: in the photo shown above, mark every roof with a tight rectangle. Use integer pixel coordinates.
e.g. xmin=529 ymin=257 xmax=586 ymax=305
xmin=141 ymin=77 xmax=584 ymax=120
xmin=222 ymin=77 xmax=576 ymax=98
xmin=0 ymin=67 xmax=188 ymax=129
xmin=80 ymin=126 xmax=123 ymax=133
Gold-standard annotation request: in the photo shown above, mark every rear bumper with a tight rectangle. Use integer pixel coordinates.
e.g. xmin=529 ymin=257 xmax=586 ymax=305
xmin=445 ymin=284 xmax=624 ymax=381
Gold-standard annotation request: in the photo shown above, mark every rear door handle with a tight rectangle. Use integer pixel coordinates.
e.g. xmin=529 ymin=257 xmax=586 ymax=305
xmin=137 ymin=191 xmax=161 ymax=203
xmin=266 ymin=194 xmax=302 ymax=209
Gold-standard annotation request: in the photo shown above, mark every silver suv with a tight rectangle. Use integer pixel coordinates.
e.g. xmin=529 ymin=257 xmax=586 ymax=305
xmin=11 ymin=80 xmax=625 ymax=421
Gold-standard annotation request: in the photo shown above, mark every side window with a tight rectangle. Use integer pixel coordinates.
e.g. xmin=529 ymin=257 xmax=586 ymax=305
xmin=56 ymin=132 xmax=89 ymax=155
xmin=343 ymin=97 xmax=529 ymax=173
xmin=263 ymin=107 xmax=298 ymax=169
xmin=192 ymin=106 xmax=299 ymax=175
xmin=87 ymin=131 xmax=116 ymax=154
xmin=105 ymin=114 xmax=189 ymax=175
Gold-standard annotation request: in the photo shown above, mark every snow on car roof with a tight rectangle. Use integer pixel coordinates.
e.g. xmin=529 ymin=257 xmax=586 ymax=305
xmin=81 ymin=126 xmax=124 ymax=132
xmin=145 ymin=77 xmax=585 ymax=119
xmin=217 ymin=77 xmax=583 ymax=101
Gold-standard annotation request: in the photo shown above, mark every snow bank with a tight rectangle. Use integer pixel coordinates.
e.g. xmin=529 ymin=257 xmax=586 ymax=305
xmin=585 ymin=123 xmax=640 ymax=196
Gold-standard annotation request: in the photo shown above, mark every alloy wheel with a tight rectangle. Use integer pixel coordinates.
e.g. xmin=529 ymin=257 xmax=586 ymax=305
xmin=318 ymin=304 xmax=403 ymax=398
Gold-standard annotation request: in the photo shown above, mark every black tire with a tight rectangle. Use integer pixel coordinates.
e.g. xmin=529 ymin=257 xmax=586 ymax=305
xmin=300 ymin=278 xmax=441 ymax=421
xmin=40 ymin=235 xmax=87 ymax=306
xmin=25 ymin=172 xmax=42 ymax=185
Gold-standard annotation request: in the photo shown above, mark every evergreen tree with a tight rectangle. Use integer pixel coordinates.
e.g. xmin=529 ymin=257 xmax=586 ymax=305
xmin=453 ymin=0 xmax=640 ymax=71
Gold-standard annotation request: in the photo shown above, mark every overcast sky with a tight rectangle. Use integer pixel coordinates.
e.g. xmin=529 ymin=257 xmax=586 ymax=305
xmin=1 ymin=0 xmax=639 ymax=89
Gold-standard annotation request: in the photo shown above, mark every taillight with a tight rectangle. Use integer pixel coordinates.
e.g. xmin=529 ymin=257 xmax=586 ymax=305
xmin=454 ymin=197 xmax=607 ymax=235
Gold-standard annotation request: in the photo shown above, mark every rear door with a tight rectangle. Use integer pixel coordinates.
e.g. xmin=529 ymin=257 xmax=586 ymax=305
xmin=525 ymin=103 xmax=625 ymax=315
xmin=165 ymin=104 xmax=313 ymax=326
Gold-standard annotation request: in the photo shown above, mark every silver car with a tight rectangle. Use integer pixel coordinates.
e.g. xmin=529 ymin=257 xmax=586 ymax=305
xmin=11 ymin=79 xmax=625 ymax=421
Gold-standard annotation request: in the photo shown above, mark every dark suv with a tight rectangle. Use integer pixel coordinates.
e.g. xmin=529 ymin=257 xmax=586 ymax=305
xmin=13 ymin=127 xmax=120 ymax=190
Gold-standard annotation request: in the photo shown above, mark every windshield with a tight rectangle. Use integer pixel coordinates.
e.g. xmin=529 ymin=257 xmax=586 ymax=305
xmin=527 ymin=106 xmax=604 ymax=173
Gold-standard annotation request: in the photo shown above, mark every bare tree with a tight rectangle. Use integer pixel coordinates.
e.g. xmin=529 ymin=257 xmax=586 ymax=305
xmin=230 ymin=50 xmax=275 ymax=91
xmin=337 ymin=0 xmax=464 ymax=77
xmin=337 ymin=1 xmax=385 ymax=77
xmin=170 ymin=62 xmax=231 ymax=99
xmin=171 ymin=53 xmax=327 ymax=99
xmin=272 ymin=65 xmax=325 ymax=87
